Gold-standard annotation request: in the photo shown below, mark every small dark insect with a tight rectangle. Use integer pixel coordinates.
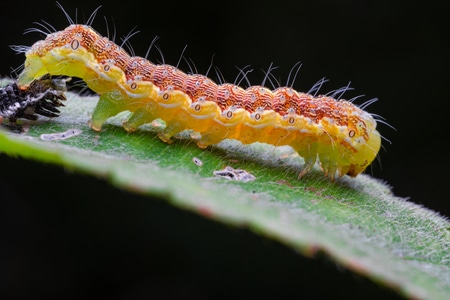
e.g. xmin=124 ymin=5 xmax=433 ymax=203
xmin=0 ymin=74 xmax=67 ymax=123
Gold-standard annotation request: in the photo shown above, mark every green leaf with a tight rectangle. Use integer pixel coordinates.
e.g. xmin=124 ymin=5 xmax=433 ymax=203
xmin=1 ymin=85 xmax=450 ymax=299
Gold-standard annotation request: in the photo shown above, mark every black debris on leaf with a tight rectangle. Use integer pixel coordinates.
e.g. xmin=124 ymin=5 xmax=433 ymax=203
xmin=0 ymin=75 xmax=67 ymax=123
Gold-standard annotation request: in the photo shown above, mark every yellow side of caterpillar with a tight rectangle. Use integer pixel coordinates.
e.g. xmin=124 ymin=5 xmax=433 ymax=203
xmin=17 ymin=24 xmax=381 ymax=179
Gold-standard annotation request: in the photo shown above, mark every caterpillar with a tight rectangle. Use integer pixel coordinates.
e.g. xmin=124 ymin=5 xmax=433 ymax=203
xmin=14 ymin=5 xmax=382 ymax=179
xmin=0 ymin=74 xmax=66 ymax=123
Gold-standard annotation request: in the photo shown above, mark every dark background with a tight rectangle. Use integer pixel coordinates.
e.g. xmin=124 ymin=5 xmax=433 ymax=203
xmin=0 ymin=0 xmax=447 ymax=298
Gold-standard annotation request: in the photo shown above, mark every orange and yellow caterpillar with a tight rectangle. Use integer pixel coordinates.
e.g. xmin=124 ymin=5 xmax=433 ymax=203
xmin=15 ymin=8 xmax=382 ymax=180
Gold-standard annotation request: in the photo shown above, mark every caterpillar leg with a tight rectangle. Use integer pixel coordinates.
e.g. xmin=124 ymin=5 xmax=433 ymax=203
xmin=89 ymin=92 xmax=127 ymax=131
xmin=318 ymin=153 xmax=340 ymax=180
xmin=123 ymin=103 xmax=158 ymax=133
xmin=293 ymin=139 xmax=318 ymax=179
xmin=196 ymin=131 xmax=227 ymax=149
xmin=157 ymin=111 xmax=190 ymax=143
xmin=298 ymin=155 xmax=317 ymax=179
xmin=196 ymin=123 xmax=237 ymax=149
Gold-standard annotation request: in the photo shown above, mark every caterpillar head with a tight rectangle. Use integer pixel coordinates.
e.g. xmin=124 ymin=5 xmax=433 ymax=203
xmin=17 ymin=25 xmax=105 ymax=86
